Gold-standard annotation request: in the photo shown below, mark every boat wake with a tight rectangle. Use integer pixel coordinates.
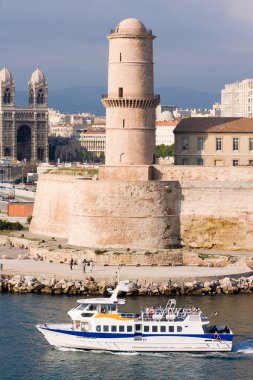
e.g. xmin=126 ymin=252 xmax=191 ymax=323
xmin=54 ymin=343 xmax=253 ymax=357
xmin=233 ymin=340 xmax=253 ymax=354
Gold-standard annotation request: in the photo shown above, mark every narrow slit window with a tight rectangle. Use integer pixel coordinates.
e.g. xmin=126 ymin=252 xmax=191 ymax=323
xmin=123 ymin=119 xmax=125 ymax=128
xmin=120 ymin=53 xmax=122 ymax=62
xmin=119 ymin=87 xmax=123 ymax=97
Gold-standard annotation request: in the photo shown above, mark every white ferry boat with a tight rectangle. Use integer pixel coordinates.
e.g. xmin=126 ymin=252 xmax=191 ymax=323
xmin=36 ymin=281 xmax=233 ymax=352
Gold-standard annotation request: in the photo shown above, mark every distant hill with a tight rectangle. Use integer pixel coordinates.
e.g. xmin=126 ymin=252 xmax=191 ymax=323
xmin=15 ymin=86 xmax=220 ymax=115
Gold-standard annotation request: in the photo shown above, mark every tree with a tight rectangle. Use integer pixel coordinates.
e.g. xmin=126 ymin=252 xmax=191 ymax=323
xmin=156 ymin=144 xmax=174 ymax=158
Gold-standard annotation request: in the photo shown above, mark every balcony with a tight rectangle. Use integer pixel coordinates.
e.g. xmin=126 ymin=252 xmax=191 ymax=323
xmin=101 ymin=94 xmax=160 ymax=109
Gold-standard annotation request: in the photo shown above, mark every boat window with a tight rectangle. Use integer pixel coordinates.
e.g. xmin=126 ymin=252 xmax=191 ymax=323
xmin=144 ymin=326 xmax=149 ymax=332
xmin=127 ymin=326 xmax=133 ymax=332
xmin=135 ymin=324 xmax=142 ymax=331
xmin=111 ymin=325 xmax=117 ymax=332
xmin=152 ymin=326 xmax=158 ymax=333
xmin=87 ymin=305 xmax=96 ymax=311
xmin=76 ymin=304 xmax=86 ymax=310
xmin=177 ymin=326 xmax=182 ymax=332
xmin=81 ymin=313 xmax=94 ymax=318
xmin=119 ymin=326 xmax=125 ymax=332
xmin=103 ymin=325 xmax=109 ymax=332
xmin=169 ymin=326 xmax=174 ymax=332
xmin=96 ymin=325 xmax=101 ymax=332
xmin=110 ymin=305 xmax=117 ymax=312
xmin=160 ymin=326 xmax=166 ymax=333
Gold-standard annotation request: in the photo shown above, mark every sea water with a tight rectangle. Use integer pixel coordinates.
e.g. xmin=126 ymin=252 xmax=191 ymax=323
xmin=0 ymin=293 xmax=253 ymax=380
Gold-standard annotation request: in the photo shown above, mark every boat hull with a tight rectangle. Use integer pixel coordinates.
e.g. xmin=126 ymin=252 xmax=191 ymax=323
xmin=36 ymin=324 xmax=233 ymax=352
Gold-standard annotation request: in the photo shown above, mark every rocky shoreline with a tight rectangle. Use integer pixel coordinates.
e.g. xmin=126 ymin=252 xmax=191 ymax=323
xmin=1 ymin=274 xmax=253 ymax=296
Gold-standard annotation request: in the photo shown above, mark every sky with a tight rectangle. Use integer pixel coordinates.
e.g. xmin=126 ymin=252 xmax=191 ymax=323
xmin=1 ymin=0 xmax=253 ymax=93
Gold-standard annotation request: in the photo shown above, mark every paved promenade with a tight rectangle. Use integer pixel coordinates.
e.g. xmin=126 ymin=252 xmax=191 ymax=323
xmin=0 ymin=246 xmax=252 ymax=282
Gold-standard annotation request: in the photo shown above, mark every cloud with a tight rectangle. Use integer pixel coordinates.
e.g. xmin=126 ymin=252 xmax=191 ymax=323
xmin=0 ymin=0 xmax=253 ymax=94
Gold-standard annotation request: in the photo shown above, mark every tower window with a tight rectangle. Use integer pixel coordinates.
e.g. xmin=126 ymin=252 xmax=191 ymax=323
xmin=29 ymin=89 xmax=34 ymax=104
xmin=3 ymin=88 xmax=11 ymax=104
xmin=120 ymin=53 xmax=122 ymax=62
xmin=36 ymin=89 xmax=45 ymax=105
xmin=118 ymin=87 xmax=123 ymax=98
xmin=122 ymin=119 xmax=125 ymax=128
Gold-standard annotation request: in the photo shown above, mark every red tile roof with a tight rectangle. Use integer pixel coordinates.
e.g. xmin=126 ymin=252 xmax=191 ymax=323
xmin=174 ymin=117 xmax=253 ymax=133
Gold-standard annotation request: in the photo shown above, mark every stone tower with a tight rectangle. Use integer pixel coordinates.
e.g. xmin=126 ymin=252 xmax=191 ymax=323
xmin=102 ymin=18 xmax=160 ymax=166
xmin=0 ymin=66 xmax=15 ymax=111
xmin=31 ymin=19 xmax=178 ymax=250
xmin=28 ymin=67 xmax=48 ymax=109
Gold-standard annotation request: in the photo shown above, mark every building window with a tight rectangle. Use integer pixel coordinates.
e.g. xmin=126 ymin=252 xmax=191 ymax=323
xmin=197 ymin=137 xmax=204 ymax=151
xmin=233 ymin=138 xmax=239 ymax=151
xmin=4 ymin=147 xmax=11 ymax=156
xmin=3 ymin=88 xmax=11 ymax=104
xmin=216 ymin=137 xmax=222 ymax=151
xmin=249 ymin=138 xmax=253 ymax=151
xmin=182 ymin=158 xmax=189 ymax=165
xmin=182 ymin=137 xmax=189 ymax=151
xmin=120 ymin=53 xmax=122 ymax=62
xmin=36 ymin=89 xmax=45 ymax=105
xmin=118 ymin=87 xmax=123 ymax=97
xmin=197 ymin=158 xmax=203 ymax=166
xmin=122 ymin=119 xmax=125 ymax=128
xmin=29 ymin=89 xmax=34 ymax=104
xmin=233 ymin=160 xmax=239 ymax=166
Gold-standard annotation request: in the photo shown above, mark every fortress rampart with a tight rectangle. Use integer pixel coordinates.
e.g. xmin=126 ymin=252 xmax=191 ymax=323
xmin=30 ymin=19 xmax=253 ymax=252
xmin=30 ymin=167 xmax=253 ymax=251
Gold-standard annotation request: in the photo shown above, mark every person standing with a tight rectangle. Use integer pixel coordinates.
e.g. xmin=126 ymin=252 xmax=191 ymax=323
xmin=82 ymin=259 xmax=87 ymax=273
xmin=70 ymin=258 xmax=74 ymax=271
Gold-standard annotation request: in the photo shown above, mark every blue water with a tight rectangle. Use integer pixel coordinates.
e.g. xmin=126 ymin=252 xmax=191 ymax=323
xmin=0 ymin=293 xmax=253 ymax=380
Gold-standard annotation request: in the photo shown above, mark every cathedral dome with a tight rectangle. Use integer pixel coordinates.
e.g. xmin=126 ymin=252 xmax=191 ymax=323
xmin=160 ymin=110 xmax=174 ymax=121
xmin=30 ymin=67 xmax=46 ymax=85
xmin=0 ymin=66 xmax=13 ymax=84
xmin=115 ymin=18 xmax=147 ymax=35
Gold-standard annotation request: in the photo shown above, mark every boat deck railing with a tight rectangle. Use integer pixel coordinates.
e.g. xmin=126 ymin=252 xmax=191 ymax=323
xmin=120 ymin=308 xmax=203 ymax=323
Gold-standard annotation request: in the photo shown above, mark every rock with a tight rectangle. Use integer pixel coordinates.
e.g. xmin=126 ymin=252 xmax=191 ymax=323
xmin=201 ymin=287 xmax=212 ymax=293
xmin=1 ymin=255 xmax=8 ymax=259
xmin=41 ymin=286 xmax=53 ymax=294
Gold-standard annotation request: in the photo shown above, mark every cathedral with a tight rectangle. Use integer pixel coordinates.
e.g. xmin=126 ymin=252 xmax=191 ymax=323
xmin=0 ymin=66 xmax=48 ymax=162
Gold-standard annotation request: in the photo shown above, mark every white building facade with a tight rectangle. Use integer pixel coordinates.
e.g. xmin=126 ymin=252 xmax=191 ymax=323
xmin=221 ymin=79 xmax=253 ymax=117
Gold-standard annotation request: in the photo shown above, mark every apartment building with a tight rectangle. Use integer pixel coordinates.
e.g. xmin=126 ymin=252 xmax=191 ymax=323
xmin=221 ymin=79 xmax=253 ymax=117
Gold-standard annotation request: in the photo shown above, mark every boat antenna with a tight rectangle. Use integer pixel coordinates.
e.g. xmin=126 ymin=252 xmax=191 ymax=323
xmin=117 ymin=265 xmax=121 ymax=283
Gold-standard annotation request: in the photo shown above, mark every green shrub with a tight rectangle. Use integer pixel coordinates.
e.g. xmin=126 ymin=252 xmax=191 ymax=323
xmin=94 ymin=249 xmax=108 ymax=255
xmin=27 ymin=215 xmax=32 ymax=224
xmin=0 ymin=219 xmax=24 ymax=231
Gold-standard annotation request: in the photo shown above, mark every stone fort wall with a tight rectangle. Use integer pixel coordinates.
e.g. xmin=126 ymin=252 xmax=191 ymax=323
xmin=30 ymin=167 xmax=253 ymax=251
